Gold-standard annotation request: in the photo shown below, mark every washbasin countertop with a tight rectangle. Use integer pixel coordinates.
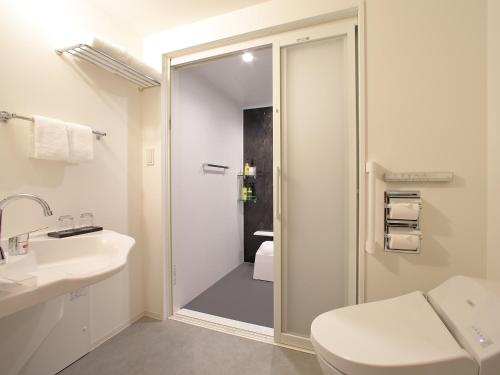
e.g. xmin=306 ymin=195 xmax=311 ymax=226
xmin=0 ymin=230 xmax=135 ymax=320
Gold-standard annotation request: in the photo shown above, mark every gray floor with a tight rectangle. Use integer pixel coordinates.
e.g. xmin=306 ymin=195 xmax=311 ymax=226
xmin=184 ymin=262 xmax=273 ymax=327
xmin=59 ymin=318 xmax=322 ymax=375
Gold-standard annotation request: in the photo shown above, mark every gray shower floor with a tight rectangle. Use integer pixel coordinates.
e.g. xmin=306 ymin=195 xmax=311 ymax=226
xmin=184 ymin=262 xmax=273 ymax=328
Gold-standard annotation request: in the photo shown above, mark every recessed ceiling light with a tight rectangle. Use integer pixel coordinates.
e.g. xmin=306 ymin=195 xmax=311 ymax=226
xmin=242 ymin=52 xmax=254 ymax=63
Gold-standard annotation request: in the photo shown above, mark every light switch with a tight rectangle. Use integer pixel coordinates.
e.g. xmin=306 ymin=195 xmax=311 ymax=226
xmin=145 ymin=148 xmax=155 ymax=166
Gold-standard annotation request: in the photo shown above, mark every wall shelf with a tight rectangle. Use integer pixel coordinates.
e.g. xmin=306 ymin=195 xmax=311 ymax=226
xmin=237 ymin=174 xmax=256 ymax=179
xmin=384 ymin=171 xmax=453 ymax=183
xmin=56 ymin=38 xmax=161 ymax=89
xmin=239 ymin=198 xmax=257 ymax=203
xmin=254 ymin=231 xmax=273 ymax=237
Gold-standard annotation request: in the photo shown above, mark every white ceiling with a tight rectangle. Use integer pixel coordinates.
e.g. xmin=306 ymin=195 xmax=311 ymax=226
xmin=89 ymin=0 xmax=268 ymax=37
xmin=183 ymin=47 xmax=272 ymax=108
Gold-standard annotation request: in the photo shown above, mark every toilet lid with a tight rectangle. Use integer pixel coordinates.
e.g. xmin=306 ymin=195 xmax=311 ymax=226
xmin=311 ymin=291 xmax=478 ymax=375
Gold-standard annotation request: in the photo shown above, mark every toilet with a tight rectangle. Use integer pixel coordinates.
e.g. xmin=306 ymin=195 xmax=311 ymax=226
xmin=311 ymin=276 xmax=500 ymax=375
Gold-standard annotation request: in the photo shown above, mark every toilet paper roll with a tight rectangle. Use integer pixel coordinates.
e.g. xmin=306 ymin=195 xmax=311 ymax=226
xmin=388 ymin=202 xmax=421 ymax=220
xmin=388 ymin=233 xmax=420 ymax=251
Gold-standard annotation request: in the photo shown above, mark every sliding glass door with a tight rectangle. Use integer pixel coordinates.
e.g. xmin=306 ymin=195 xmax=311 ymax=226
xmin=167 ymin=18 xmax=358 ymax=349
xmin=273 ymin=20 xmax=357 ymax=349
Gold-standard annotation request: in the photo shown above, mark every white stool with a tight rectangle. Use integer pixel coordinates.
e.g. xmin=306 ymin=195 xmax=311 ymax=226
xmin=253 ymin=241 xmax=273 ymax=282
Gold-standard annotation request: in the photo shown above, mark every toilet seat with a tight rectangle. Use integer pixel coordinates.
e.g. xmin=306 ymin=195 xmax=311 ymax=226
xmin=311 ymin=291 xmax=478 ymax=375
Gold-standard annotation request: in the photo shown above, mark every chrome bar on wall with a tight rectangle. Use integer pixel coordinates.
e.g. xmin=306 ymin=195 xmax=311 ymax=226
xmin=202 ymin=163 xmax=230 ymax=170
xmin=0 ymin=111 xmax=107 ymax=139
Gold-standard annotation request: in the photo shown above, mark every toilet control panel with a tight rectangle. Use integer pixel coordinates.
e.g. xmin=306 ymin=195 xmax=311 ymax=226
xmin=427 ymin=276 xmax=500 ymax=374
xmin=472 ymin=325 xmax=493 ymax=348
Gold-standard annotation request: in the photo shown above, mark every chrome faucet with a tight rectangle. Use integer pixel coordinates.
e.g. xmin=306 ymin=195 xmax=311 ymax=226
xmin=0 ymin=194 xmax=53 ymax=265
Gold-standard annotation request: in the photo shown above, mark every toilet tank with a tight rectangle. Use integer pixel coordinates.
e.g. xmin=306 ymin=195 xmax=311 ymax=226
xmin=427 ymin=276 xmax=500 ymax=375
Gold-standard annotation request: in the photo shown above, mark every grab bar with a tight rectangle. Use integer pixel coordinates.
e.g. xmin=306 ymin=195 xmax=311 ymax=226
xmin=202 ymin=163 xmax=229 ymax=170
xmin=365 ymin=161 xmax=383 ymax=254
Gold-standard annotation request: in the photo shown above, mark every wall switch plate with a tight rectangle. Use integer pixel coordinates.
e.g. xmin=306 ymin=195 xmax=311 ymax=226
xmin=145 ymin=148 xmax=155 ymax=166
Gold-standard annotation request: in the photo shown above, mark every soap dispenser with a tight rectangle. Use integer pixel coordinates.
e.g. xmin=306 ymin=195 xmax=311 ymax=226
xmin=244 ymin=162 xmax=250 ymax=176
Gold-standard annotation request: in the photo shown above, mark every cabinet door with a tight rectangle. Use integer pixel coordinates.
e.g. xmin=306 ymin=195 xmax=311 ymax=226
xmin=275 ymin=21 xmax=357 ymax=347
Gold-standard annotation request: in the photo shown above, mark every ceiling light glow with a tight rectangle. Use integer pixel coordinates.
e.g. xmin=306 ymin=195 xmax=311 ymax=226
xmin=242 ymin=52 xmax=254 ymax=63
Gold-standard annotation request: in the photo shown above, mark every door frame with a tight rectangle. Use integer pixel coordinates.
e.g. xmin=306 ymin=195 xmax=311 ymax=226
xmin=160 ymin=8 xmax=367 ymax=350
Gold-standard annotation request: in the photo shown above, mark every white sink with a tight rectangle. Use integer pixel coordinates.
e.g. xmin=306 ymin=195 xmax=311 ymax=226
xmin=0 ymin=230 xmax=134 ymax=320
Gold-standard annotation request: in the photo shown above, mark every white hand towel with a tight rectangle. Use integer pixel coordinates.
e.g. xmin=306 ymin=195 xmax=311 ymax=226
xmin=31 ymin=116 xmax=69 ymax=161
xmin=83 ymin=34 xmax=161 ymax=81
xmin=67 ymin=123 xmax=94 ymax=162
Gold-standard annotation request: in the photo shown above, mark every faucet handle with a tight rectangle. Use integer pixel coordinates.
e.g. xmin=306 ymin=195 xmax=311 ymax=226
xmin=8 ymin=226 xmax=48 ymax=256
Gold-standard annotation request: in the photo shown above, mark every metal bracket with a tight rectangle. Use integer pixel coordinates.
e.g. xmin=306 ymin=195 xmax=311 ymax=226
xmin=0 ymin=111 xmax=14 ymax=121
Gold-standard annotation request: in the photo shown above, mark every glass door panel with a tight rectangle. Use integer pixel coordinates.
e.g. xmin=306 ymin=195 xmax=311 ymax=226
xmin=280 ymin=34 xmax=354 ymax=338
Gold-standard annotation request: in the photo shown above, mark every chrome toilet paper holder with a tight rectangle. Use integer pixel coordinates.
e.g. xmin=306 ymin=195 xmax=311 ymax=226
xmin=384 ymin=191 xmax=422 ymax=254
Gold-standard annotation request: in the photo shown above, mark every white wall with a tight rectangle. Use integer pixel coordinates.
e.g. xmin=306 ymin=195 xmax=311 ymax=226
xmin=146 ymin=0 xmax=489 ymax=305
xmin=171 ymin=65 xmax=244 ymax=310
xmin=143 ymin=0 xmax=358 ymax=68
xmin=364 ymin=0 xmax=487 ymax=300
xmin=0 ymin=0 xmax=144 ymax=342
xmin=487 ymin=0 xmax=500 ymax=281
xmin=140 ymin=87 xmax=164 ymax=318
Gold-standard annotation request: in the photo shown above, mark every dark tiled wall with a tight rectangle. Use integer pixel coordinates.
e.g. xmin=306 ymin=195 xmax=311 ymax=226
xmin=243 ymin=107 xmax=273 ymax=262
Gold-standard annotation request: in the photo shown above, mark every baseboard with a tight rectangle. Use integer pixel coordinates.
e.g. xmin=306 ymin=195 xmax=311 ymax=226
xmin=143 ymin=311 xmax=163 ymax=320
xmin=90 ymin=312 xmax=145 ymax=351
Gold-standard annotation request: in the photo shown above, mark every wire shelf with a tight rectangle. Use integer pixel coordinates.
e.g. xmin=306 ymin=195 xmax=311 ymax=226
xmin=56 ymin=44 xmax=160 ymax=89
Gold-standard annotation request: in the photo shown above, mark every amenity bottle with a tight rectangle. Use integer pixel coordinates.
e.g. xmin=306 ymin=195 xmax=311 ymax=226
xmin=250 ymin=183 xmax=256 ymax=200
xmin=249 ymin=160 xmax=256 ymax=177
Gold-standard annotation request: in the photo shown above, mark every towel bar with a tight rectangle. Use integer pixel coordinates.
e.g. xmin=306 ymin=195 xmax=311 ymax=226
xmin=0 ymin=111 xmax=106 ymax=139
xmin=202 ymin=163 xmax=229 ymax=170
